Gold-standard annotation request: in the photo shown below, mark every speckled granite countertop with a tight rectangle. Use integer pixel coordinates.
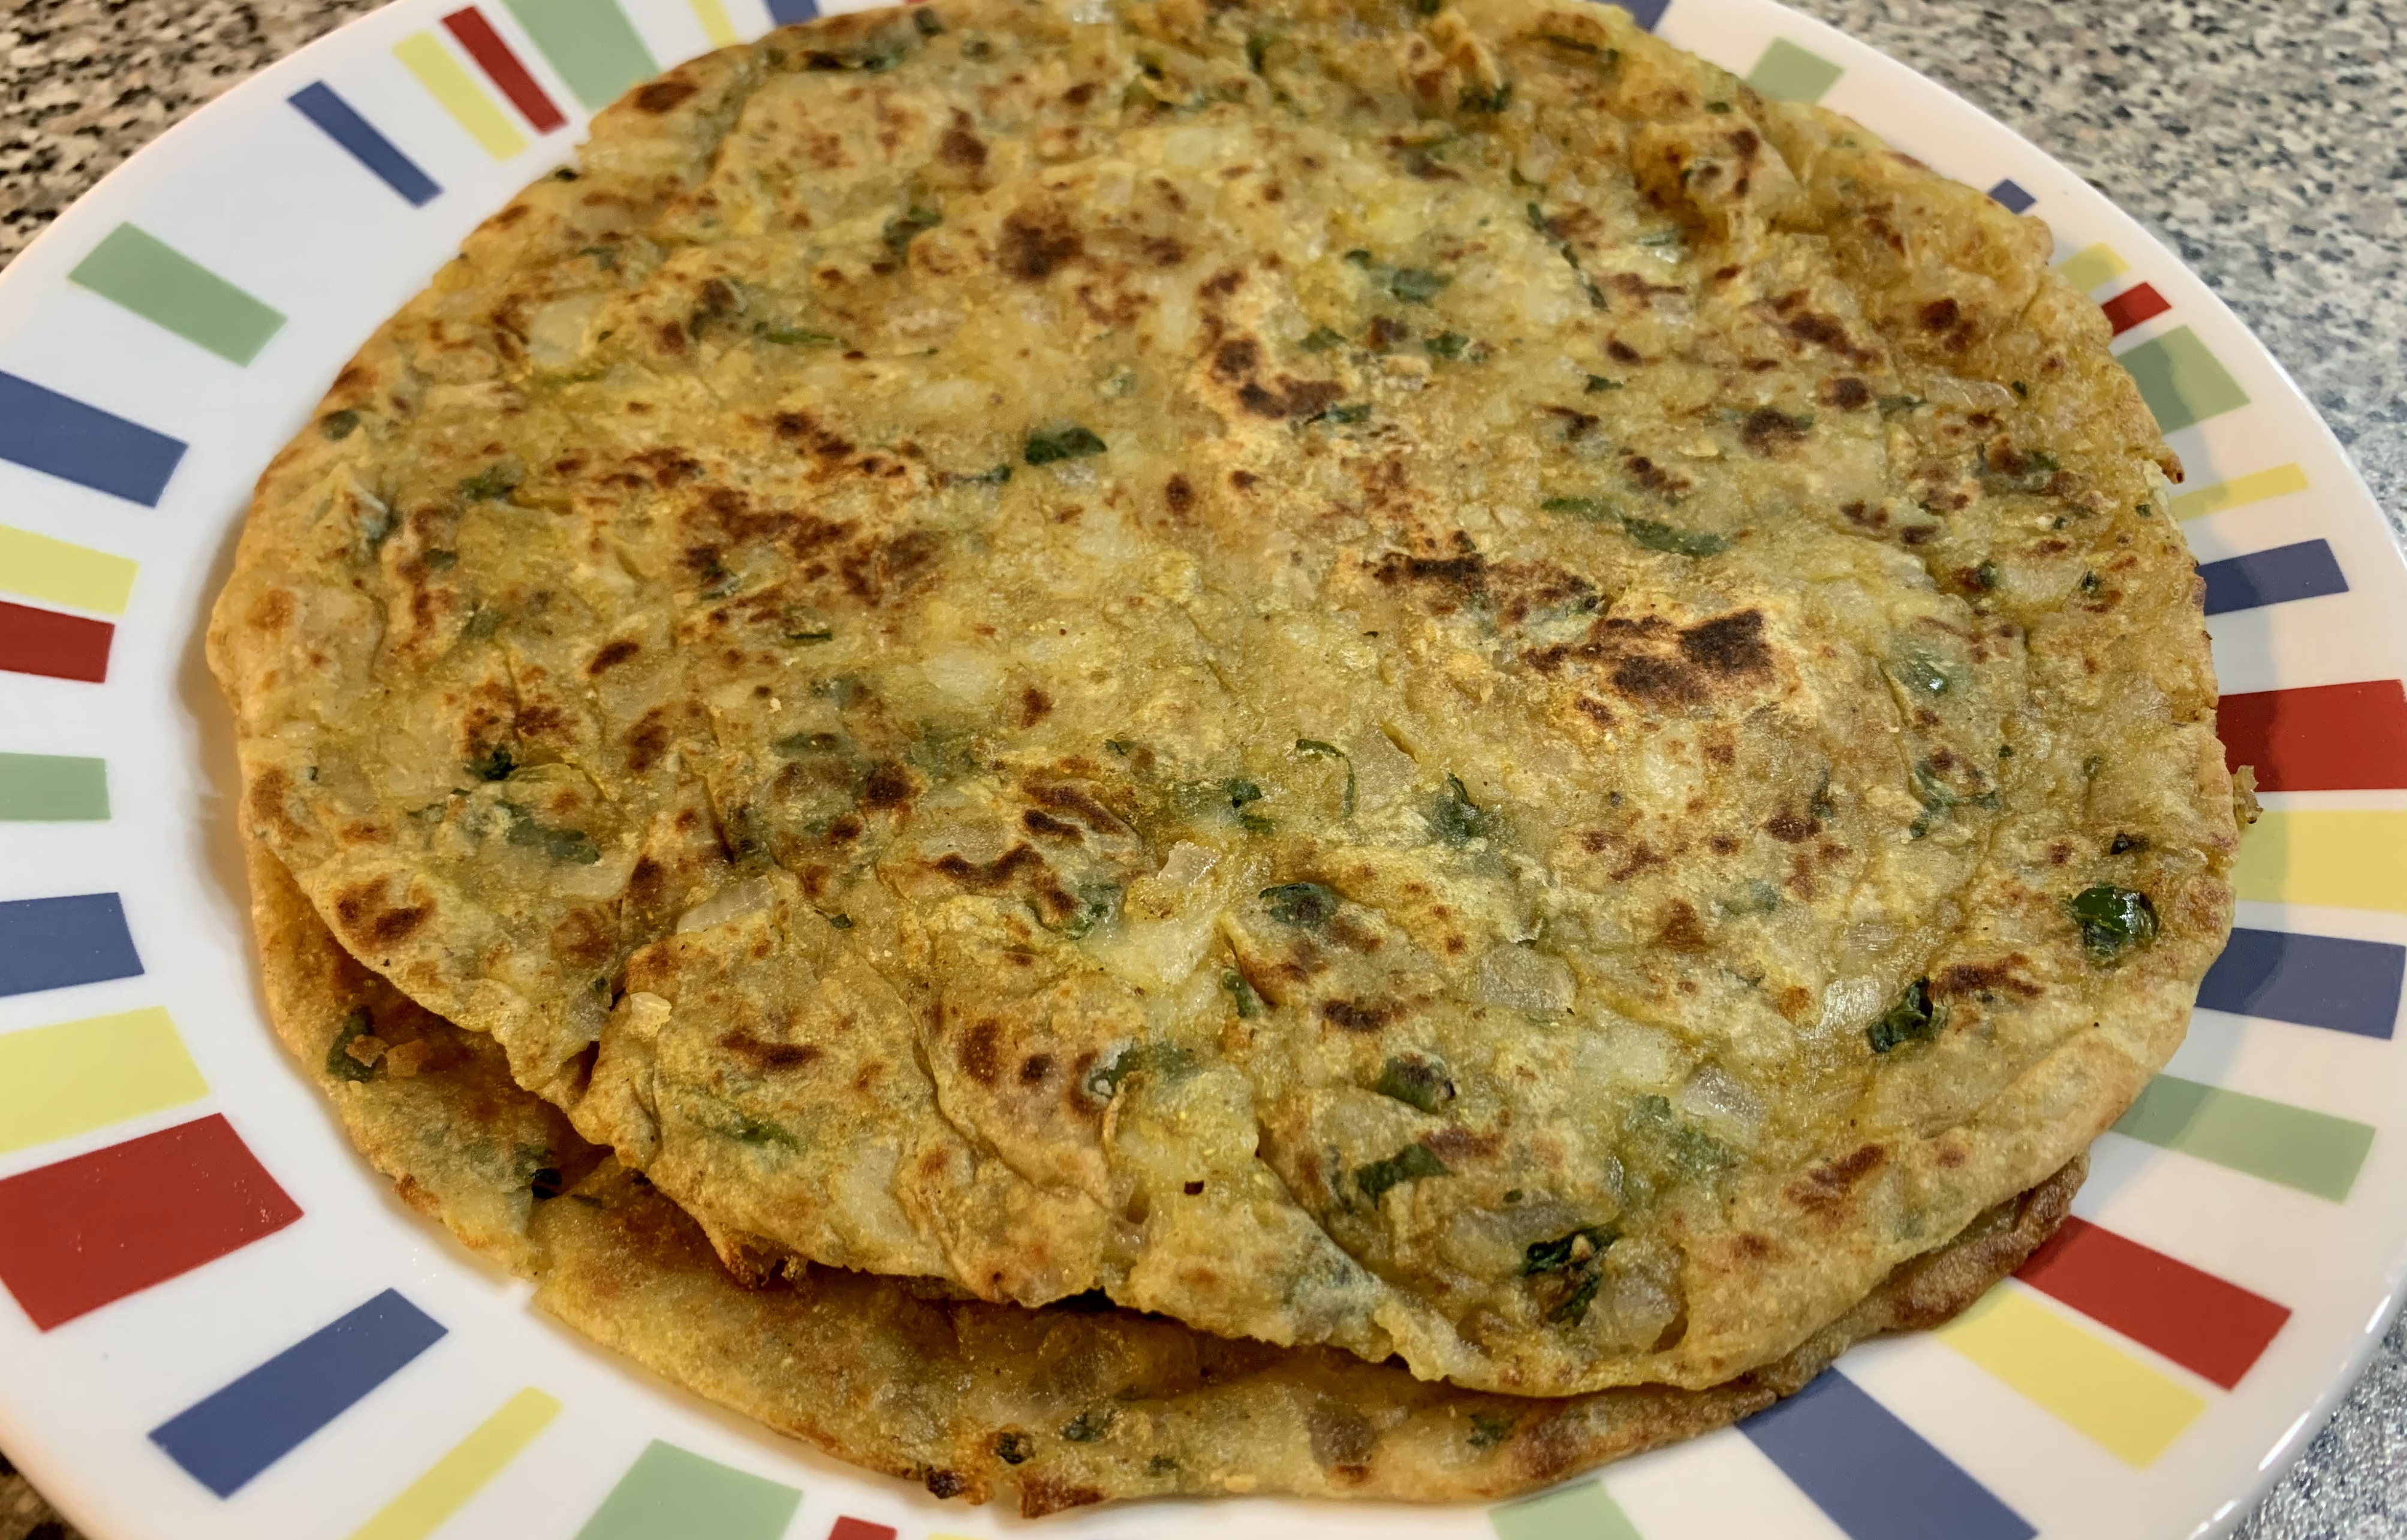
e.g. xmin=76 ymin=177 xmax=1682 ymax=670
xmin=0 ymin=1 xmax=2400 ymax=1537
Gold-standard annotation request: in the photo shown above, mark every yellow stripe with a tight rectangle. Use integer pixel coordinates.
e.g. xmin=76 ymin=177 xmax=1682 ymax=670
xmin=2054 ymin=242 xmax=2129 ymax=296
xmin=394 ymin=34 xmax=530 ymax=161
xmin=2234 ymin=809 xmax=2407 ymax=914
xmin=689 ymin=0 xmax=741 ymax=47
xmin=0 ymin=1009 xmax=208 ymax=1155
xmin=0 ymin=525 xmax=137 ymax=615
xmin=1941 ymin=1288 xmax=2206 ymax=1467
xmin=349 ymin=1388 xmax=561 ymax=1540
xmin=2171 ymin=462 xmax=2310 ymax=521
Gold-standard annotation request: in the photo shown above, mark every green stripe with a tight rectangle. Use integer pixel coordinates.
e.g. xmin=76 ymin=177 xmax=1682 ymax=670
xmin=1493 ymin=1480 xmax=1644 ymax=1540
xmin=502 ymin=0 xmax=658 ymax=111
xmin=2113 ymin=1074 xmax=2373 ymax=1201
xmin=0 ymin=754 xmax=109 ymax=821
xmin=2119 ymin=325 xmax=2249 ymax=433
xmin=68 ymin=224 xmax=285 ymax=365
xmin=1745 ymin=38 xmax=1844 ymax=104
xmin=574 ymin=1442 xmax=798 ymax=1540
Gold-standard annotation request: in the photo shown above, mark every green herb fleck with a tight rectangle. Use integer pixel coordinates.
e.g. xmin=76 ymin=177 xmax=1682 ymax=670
xmin=1428 ymin=774 xmax=1499 ymax=845
xmin=912 ymin=5 xmax=944 ymax=34
xmin=761 ymin=326 xmax=841 ymax=346
xmin=1222 ymin=969 xmax=1262 ymax=1018
xmin=422 ymin=549 xmax=458 ymax=571
xmin=1062 ymin=1406 xmax=1116 ymax=1442
xmin=1425 ymin=331 xmax=1470 ymax=359
xmin=1705 ymin=100 xmax=1732 ymax=113
xmin=1459 ymin=80 xmax=1512 ymax=113
xmin=1877 ymin=394 xmax=1926 ymax=415
xmin=458 ymin=465 xmax=518 ymax=502
xmin=465 ymin=743 xmax=516 ymax=782
xmin=577 ymin=243 xmax=619 ymax=269
xmin=1294 ymin=738 xmax=1355 ymax=816
xmin=1385 ymin=266 xmax=1451 ymax=305
xmin=1520 ymin=1225 xmax=1614 ymax=1276
xmin=1468 ymin=1413 xmax=1516 ymax=1450
xmin=1867 ymin=977 xmax=1939 ymax=1053
xmin=1548 ymin=1270 xmax=1602 ymax=1325
xmin=774 ymin=731 xmax=845 ymax=757
xmin=1300 ymin=325 xmax=1348 ymax=352
xmin=2012 ymin=379 xmax=2030 ymax=397
xmin=1541 ymin=495 xmax=1611 ymax=519
xmin=1025 ymin=424 xmax=1107 ymax=465
xmin=1055 ymin=884 xmax=1120 ymax=940
xmin=502 ymin=803 xmax=601 ymax=864
xmin=882 ymin=204 xmax=942 ymax=258
xmin=2068 ymin=885 xmax=2158 ymax=965
xmin=1584 ymin=374 xmax=1623 ymax=393
xmin=785 ymin=626 xmax=835 ymax=644
xmin=1890 ymin=654 xmax=1952 ymax=698
xmin=320 ymin=409 xmax=360 ymax=441
xmin=1374 ymin=1054 xmax=1455 ymax=1114
xmin=1355 ymin=1141 xmax=1450 ymax=1204
xmin=326 ymin=1007 xmax=381 ymax=1083
xmin=1246 ymin=31 xmax=1275 ymax=72
xmin=826 ymin=912 xmax=854 ymax=930
xmin=725 ymin=1111 xmax=797 ymax=1149
xmin=995 ymin=1430 xmax=1033 ymax=1464
xmin=1622 ymin=517 xmax=1728 ymax=557
xmin=948 ymin=463 xmax=1013 ymax=487
xmin=1261 ymin=881 xmax=1339 ymax=927
xmin=1318 ymin=402 xmax=1372 ymax=425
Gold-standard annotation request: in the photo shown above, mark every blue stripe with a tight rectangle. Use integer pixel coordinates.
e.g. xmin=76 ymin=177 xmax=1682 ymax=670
xmin=2199 ymin=927 xmax=2403 ymax=1039
xmin=1740 ymin=1372 xmax=2035 ymax=1540
xmin=765 ymin=0 xmax=820 ymax=23
xmin=0 ymin=893 xmax=141 ymax=998
xmin=1987 ymin=178 xmax=2036 ymax=213
xmin=150 ymin=1290 xmax=446 ymax=1497
xmin=2200 ymin=540 xmax=2348 ymax=616
xmin=0 ymin=372 xmax=186 ymax=507
xmin=1598 ymin=0 xmax=1669 ymax=29
xmin=288 ymin=83 xmax=441 ymax=207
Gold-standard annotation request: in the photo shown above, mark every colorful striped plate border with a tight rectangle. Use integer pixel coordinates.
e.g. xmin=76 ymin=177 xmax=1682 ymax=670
xmin=0 ymin=0 xmax=2402 ymax=1536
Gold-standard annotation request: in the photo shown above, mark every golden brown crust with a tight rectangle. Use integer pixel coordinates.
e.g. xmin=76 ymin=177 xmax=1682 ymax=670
xmin=241 ymin=827 xmax=2081 ymax=1510
xmin=212 ymin=0 xmax=2229 ymax=1398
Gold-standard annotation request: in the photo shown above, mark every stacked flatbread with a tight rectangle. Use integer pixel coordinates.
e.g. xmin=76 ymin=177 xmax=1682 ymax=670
xmin=210 ymin=0 xmax=2236 ymax=1512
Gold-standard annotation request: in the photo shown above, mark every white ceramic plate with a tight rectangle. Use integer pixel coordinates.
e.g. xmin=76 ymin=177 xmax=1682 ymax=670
xmin=2 ymin=1 xmax=2401 ymax=1536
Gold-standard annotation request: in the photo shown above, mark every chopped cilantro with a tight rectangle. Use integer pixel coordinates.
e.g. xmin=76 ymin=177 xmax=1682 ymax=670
xmin=1867 ymin=977 xmax=1939 ymax=1053
xmin=1540 ymin=495 xmax=1611 ymax=519
xmin=1425 ymin=331 xmax=1470 ymax=358
xmin=2068 ymin=885 xmax=2158 ymax=965
xmin=1469 ymin=1412 xmax=1516 ymax=1449
xmin=320 ymin=409 xmax=360 ymax=440
xmin=1355 ymin=1141 xmax=1450 ymax=1204
xmin=1025 ymin=424 xmax=1107 ymax=464
xmin=502 ymin=803 xmax=601 ymax=864
xmin=465 ymin=743 xmax=516 ymax=782
xmin=1294 ymin=738 xmax=1356 ymax=816
xmin=1299 ymin=325 xmax=1348 ymax=352
xmin=1374 ymin=1054 xmax=1455 ymax=1113
xmin=1427 ymin=774 xmax=1499 ymax=845
xmin=1459 ymin=80 xmax=1512 ymax=113
xmin=1061 ymin=1407 xmax=1117 ymax=1442
xmin=326 ymin=1006 xmax=381 ymax=1083
xmin=995 ymin=1430 xmax=1034 ymax=1464
xmin=1520 ymin=1225 xmax=1614 ymax=1276
xmin=1385 ymin=266 xmax=1451 ymax=304
xmin=457 ymin=464 xmax=519 ymax=502
xmin=1584 ymin=374 xmax=1623 ymax=393
xmin=882 ymin=204 xmax=942 ymax=258
xmin=1622 ymin=517 xmax=1728 ymax=557
xmin=1222 ymin=969 xmax=1263 ymax=1018
xmin=1548 ymin=1270 xmax=1602 ymax=1325
xmin=1261 ymin=881 xmax=1339 ymax=927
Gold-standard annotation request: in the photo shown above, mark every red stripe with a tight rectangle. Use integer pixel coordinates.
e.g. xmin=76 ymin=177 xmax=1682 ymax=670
xmin=2017 ymin=1216 xmax=2289 ymax=1390
xmin=0 ymin=1116 xmax=301 ymax=1330
xmin=0 ymin=599 xmax=112 ymax=683
xmin=827 ymin=1521 xmax=896 ymax=1540
xmin=2219 ymin=679 xmax=2407 ymax=791
xmin=441 ymin=7 xmax=567 ymax=133
xmin=2101 ymin=281 xmax=2171 ymax=336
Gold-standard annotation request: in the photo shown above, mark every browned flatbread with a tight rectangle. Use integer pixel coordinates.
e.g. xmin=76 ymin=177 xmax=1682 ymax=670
xmin=245 ymin=832 xmax=2081 ymax=1513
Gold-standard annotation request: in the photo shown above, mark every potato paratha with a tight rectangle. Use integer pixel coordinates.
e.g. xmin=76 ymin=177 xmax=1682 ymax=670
xmin=243 ymin=832 xmax=2083 ymax=1513
xmin=211 ymin=0 xmax=2233 ymax=1398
